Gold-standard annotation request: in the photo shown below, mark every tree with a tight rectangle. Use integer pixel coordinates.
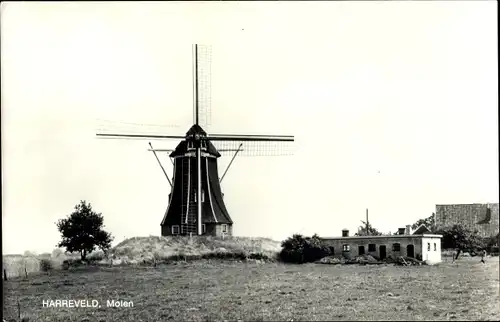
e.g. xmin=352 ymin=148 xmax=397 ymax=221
xmin=355 ymin=221 xmax=382 ymax=236
xmin=279 ymin=234 xmax=331 ymax=264
xmin=437 ymin=224 xmax=486 ymax=260
xmin=56 ymin=200 xmax=113 ymax=261
xmin=411 ymin=213 xmax=436 ymax=232
xmin=485 ymin=232 xmax=499 ymax=252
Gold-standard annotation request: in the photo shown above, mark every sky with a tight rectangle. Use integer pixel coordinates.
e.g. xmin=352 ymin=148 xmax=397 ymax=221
xmin=1 ymin=1 xmax=498 ymax=254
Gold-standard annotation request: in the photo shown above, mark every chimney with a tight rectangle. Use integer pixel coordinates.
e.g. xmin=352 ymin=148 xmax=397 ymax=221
xmin=398 ymin=228 xmax=405 ymax=235
xmin=342 ymin=229 xmax=349 ymax=237
xmin=405 ymin=225 xmax=411 ymax=235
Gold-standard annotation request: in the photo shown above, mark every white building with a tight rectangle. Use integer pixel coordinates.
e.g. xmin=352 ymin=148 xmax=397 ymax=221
xmin=321 ymin=225 xmax=443 ymax=265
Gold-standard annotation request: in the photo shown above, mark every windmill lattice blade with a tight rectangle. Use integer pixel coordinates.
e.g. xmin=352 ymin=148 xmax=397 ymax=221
xmin=96 ymin=118 xmax=180 ymax=130
xmin=207 ymin=136 xmax=294 ymax=142
xmin=95 ymin=119 xmax=182 ymax=140
xmin=96 ymin=133 xmax=185 ymax=140
xmin=147 ymin=149 xmax=175 ymax=152
xmin=212 ymin=140 xmax=294 ymax=156
xmin=196 ymin=45 xmax=212 ymax=130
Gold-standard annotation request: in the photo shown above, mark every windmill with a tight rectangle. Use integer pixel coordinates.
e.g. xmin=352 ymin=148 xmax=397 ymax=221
xmin=96 ymin=44 xmax=294 ymax=236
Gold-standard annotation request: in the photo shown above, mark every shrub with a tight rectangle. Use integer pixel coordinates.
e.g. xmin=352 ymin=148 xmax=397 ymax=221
xmin=87 ymin=251 xmax=105 ymax=262
xmin=40 ymin=259 xmax=53 ymax=272
xmin=62 ymin=258 xmax=86 ymax=270
xmin=23 ymin=251 xmax=37 ymax=257
xmin=279 ymin=234 xmax=331 ymax=264
xmin=488 ymin=245 xmax=499 ymax=256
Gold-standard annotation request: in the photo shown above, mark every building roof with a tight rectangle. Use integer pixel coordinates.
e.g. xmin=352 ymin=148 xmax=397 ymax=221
xmin=321 ymin=234 xmax=442 ymax=240
xmin=436 ymin=203 xmax=499 ymax=206
xmin=412 ymin=224 xmax=432 ymax=235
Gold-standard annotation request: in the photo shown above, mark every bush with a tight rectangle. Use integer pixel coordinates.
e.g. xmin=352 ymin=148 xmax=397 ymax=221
xmin=62 ymin=258 xmax=87 ymax=270
xmin=23 ymin=251 xmax=37 ymax=257
xmin=488 ymin=245 xmax=499 ymax=256
xmin=51 ymin=248 xmax=65 ymax=259
xmin=87 ymin=251 xmax=105 ymax=262
xmin=40 ymin=259 xmax=53 ymax=272
xmin=279 ymin=234 xmax=331 ymax=264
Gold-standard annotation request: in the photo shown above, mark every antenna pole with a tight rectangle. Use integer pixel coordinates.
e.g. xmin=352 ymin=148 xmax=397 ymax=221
xmin=197 ymin=146 xmax=202 ymax=235
xmin=194 ymin=44 xmax=199 ymax=126
xmin=366 ymin=208 xmax=369 ymax=234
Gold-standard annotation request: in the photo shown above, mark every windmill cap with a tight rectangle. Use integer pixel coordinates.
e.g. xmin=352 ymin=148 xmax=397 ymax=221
xmin=186 ymin=124 xmax=207 ymax=137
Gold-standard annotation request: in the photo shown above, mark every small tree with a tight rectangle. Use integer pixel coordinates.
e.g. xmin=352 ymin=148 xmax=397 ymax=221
xmin=411 ymin=213 xmax=436 ymax=232
xmin=56 ymin=200 xmax=113 ymax=261
xmin=279 ymin=234 xmax=330 ymax=264
xmin=486 ymin=232 xmax=500 ymax=247
xmin=355 ymin=221 xmax=383 ymax=236
xmin=437 ymin=224 xmax=485 ymax=260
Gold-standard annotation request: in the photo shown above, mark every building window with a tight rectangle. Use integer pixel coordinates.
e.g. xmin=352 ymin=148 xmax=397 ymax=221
xmin=172 ymin=225 xmax=180 ymax=235
xmin=202 ymin=224 xmax=206 ymax=234
xmin=427 ymin=243 xmax=431 ymax=251
xmin=368 ymin=244 xmax=376 ymax=252
xmin=392 ymin=243 xmax=401 ymax=251
xmin=342 ymin=244 xmax=350 ymax=252
xmin=222 ymin=224 xmax=228 ymax=233
xmin=434 ymin=243 xmax=437 ymax=251
xmin=329 ymin=246 xmax=335 ymax=255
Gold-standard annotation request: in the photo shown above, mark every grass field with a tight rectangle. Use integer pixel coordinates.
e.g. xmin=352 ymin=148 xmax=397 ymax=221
xmin=3 ymin=257 xmax=499 ymax=321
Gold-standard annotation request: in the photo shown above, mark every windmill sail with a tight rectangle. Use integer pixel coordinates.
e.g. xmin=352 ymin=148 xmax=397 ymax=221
xmin=195 ymin=45 xmax=212 ymax=129
xmin=96 ymin=44 xmax=294 ymax=237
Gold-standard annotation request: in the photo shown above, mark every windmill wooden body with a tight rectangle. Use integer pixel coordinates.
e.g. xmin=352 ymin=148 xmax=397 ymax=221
xmin=97 ymin=45 xmax=294 ymax=236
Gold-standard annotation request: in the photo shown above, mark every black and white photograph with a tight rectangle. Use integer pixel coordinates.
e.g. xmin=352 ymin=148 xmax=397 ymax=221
xmin=1 ymin=1 xmax=498 ymax=321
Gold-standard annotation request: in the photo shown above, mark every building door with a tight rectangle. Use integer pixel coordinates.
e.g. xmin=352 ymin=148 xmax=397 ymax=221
xmin=407 ymin=244 xmax=415 ymax=258
xmin=379 ymin=245 xmax=387 ymax=260
xmin=358 ymin=245 xmax=365 ymax=256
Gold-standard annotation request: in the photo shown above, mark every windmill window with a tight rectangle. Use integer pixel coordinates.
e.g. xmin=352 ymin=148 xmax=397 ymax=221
xmin=202 ymin=224 xmax=206 ymax=234
xmin=193 ymin=191 xmax=205 ymax=202
xmin=368 ymin=244 xmax=376 ymax=252
xmin=392 ymin=243 xmax=401 ymax=251
xmin=342 ymin=244 xmax=350 ymax=252
xmin=172 ymin=225 xmax=180 ymax=235
xmin=222 ymin=224 xmax=228 ymax=233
